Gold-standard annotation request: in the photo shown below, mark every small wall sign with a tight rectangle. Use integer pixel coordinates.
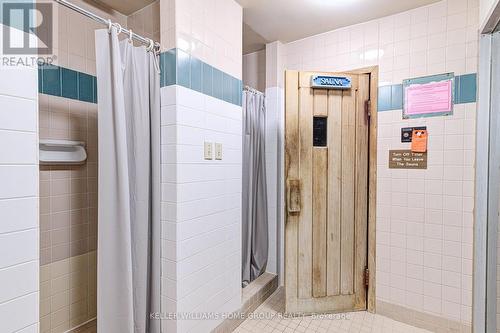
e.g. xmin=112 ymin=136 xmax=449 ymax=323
xmin=389 ymin=150 xmax=427 ymax=169
xmin=311 ymin=75 xmax=351 ymax=89
xmin=411 ymin=129 xmax=428 ymax=153
xmin=401 ymin=126 xmax=426 ymax=142
xmin=403 ymin=73 xmax=454 ymax=119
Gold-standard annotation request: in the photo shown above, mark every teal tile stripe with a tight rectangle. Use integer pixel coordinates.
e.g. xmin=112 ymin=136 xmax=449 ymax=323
xmin=160 ymin=48 xmax=242 ymax=106
xmin=378 ymin=73 xmax=477 ymax=112
xmin=43 ymin=58 xmax=472 ymax=111
xmin=39 ymin=49 xmax=243 ymax=106
xmin=38 ymin=64 xmax=97 ymax=103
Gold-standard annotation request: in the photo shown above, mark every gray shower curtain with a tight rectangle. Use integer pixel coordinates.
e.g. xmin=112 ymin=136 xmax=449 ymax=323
xmin=95 ymin=27 xmax=160 ymax=333
xmin=242 ymin=90 xmax=268 ymax=287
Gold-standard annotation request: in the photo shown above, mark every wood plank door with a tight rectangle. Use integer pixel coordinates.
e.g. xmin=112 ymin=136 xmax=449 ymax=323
xmin=285 ymin=70 xmax=371 ymax=314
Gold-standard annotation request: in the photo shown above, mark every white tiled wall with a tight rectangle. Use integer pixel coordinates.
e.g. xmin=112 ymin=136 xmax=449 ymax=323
xmin=160 ymin=0 xmax=243 ymax=79
xmin=127 ymin=0 xmax=160 ymax=44
xmin=376 ymin=104 xmax=475 ymax=325
xmin=285 ymin=0 xmax=478 ymax=83
xmin=51 ymin=0 xmax=127 ymax=76
xmin=243 ymin=50 xmax=266 ymax=93
xmin=160 ymin=85 xmax=242 ymax=333
xmin=276 ymin=0 xmax=478 ymax=327
xmin=160 ymin=0 xmax=176 ymax=52
xmin=0 ymin=24 xmax=39 ymax=333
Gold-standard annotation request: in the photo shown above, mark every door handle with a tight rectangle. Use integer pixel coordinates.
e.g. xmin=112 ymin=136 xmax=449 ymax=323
xmin=287 ymin=179 xmax=301 ymax=215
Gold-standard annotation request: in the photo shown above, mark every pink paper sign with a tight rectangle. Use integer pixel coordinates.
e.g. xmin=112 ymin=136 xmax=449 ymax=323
xmin=405 ymin=80 xmax=453 ymax=115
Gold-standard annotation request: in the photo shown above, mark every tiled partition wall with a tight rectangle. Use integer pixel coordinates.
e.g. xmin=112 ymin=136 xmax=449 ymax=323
xmin=158 ymin=0 xmax=243 ymax=332
xmin=37 ymin=2 xmax=159 ymax=332
xmin=160 ymin=85 xmax=242 ymax=333
xmin=279 ymin=0 xmax=479 ymax=331
xmin=264 ymin=41 xmax=286 ymax=279
xmin=0 ymin=23 xmax=40 ymax=333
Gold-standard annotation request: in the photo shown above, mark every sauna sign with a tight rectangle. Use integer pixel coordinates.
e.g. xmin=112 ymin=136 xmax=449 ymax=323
xmin=389 ymin=150 xmax=427 ymax=169
xmin=311 ymin=75 xmax=351 ymax=89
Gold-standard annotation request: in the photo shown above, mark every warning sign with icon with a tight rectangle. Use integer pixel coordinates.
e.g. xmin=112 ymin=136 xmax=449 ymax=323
xmin=401 ymin=126 xmax=426 ymax=143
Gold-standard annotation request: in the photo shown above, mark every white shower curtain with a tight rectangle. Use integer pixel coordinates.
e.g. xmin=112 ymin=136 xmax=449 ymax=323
xmin=95 ymin=27 xmax=160 ymax=333
xmin=242 ymin=90 xmax=268 ymax=286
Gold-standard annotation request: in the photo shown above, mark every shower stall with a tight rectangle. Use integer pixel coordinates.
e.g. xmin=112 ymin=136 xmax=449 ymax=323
xmin=38 ymin=1 xmax=161 ymax=332
xmin=241 ymin=85 xmax=268 ymax=287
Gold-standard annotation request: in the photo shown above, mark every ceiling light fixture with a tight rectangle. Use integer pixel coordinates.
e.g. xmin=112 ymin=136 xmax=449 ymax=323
xmin=362 ymin=49 xmax=384 ymax=61
xmin=309 ymin=0 xmax=360 ymax=6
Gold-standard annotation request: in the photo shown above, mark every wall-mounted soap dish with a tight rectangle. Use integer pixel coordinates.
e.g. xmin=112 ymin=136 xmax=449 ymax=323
xmin=39 ymin=140 xmax=87 ymax=165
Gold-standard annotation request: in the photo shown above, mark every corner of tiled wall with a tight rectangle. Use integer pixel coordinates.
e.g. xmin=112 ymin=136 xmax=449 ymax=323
xmin=158 ymin=1 xmax=244 ymax=332
xmin=127 ymin=0 xmax=161 ymax=43
xmin=265 ymin=41 xmax=286 ymax=285
xmin=160 ymin=0 xmax=177 ymax=52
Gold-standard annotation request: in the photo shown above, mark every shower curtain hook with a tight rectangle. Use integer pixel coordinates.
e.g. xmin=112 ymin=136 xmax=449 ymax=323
xmin=146 ymin=39 xmax=154 ymax=52
xmin=114 ymin=23 xmax=122 ymax=35
xmin=128 ymin=29 xmax=133 ymax=43
xmin=107 ymin=19 xmax=112 ymax=33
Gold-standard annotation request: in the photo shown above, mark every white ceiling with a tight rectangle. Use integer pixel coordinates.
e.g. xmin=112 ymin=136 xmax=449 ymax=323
xmin=237 ymin=0 xmax=441 ymax=53
xmin=93 ymin=0 xmax=156 ymax=15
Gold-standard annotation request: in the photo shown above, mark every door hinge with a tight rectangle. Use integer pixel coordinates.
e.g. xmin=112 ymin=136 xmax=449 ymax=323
xmin=364 ymin=268 xmax=370 ymax=288
xmin=365 ymin=100 xmax=371 ymax=118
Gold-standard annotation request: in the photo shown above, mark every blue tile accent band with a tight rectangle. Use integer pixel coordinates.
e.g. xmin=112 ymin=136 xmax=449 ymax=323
xmin=39 ymin=49 xmax=243 ymax=107
xmin=378 ymin=73 xmax=477 ymax=112
xmin=43 ymin=60 xmax=470 ymax=112
xmin=160 ymin=48 xmax=242 ymax=106
xmin=38 ymin=64 xmax=97 ymax=103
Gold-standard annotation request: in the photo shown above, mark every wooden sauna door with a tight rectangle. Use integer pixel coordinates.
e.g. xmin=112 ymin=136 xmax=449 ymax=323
xmin=285 ymin=70 xmax=371 ymax=314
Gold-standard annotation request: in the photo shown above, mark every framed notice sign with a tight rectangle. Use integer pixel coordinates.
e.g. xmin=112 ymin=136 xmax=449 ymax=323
xmin=389 ymin=150 xmax=427 ymax=169
xmin=403 ymin=73 xmax=455 ymax=119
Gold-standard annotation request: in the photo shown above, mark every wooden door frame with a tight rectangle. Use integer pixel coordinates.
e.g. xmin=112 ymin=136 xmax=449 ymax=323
xmin=284 ymin=66 xmax=378 ymax=313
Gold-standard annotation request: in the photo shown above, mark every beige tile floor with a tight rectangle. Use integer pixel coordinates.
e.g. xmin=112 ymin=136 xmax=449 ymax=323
xmin=234 ymin=288 xmax=433 ymax=333
xmin=70 ymin=289 xmax=433 ymax=333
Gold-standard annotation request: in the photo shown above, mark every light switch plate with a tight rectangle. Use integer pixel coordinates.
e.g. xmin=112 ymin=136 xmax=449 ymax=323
xmin=204 ymin=142 xmax=213 ymax=160
xmin=215 ymin=143 xmax=222 ymax=160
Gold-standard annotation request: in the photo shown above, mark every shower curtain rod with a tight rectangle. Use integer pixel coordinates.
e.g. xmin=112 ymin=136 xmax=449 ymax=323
xmin=54 ymin=0 xmax=161 ymax=52
xmin=244 ymin=85 xmax=265 ymax=96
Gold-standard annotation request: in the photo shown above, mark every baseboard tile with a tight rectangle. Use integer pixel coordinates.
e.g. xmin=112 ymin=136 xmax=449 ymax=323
xmin=212 ymin=272 xmax=279 ymax=333
xmin=66 ymin=318 xmax=96 ymax=333
xmin=376 ymin=300 xmax=471 ymax=333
